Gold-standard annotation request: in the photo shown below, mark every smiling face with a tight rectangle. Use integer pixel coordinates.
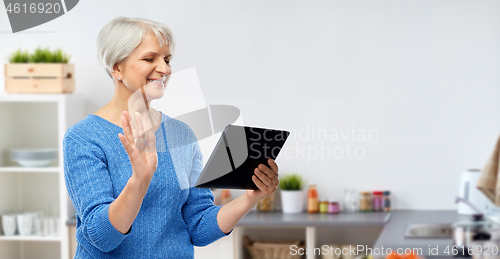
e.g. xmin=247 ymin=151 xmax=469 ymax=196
xmin=113 ymin=30 xmax=172 ymax=100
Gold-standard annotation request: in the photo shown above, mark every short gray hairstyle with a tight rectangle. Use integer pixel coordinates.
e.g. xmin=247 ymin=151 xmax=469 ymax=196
xmin=96 ymin=17 xmax=175 ymax=79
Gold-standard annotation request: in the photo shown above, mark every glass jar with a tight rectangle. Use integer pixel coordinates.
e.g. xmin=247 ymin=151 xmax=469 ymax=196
xmin=319 ymin=199 xmax=329 ymax=213
xmin=372 ymin=191 xmax=383 ymax=211
xmin=383 ymin=191 xmax=391 ymax=212
xmin=328 ymin=200 xmax=340 ymax=214
xmin=257 ymin=192 xmax=275 ymax=212
xmin=344 ymin=189 xmax=358 ymax=212
xmin=359 ymin=191 xmax=373 ymax=212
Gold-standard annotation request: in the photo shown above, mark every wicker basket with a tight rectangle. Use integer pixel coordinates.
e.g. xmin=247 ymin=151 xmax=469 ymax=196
xmin=243 ymin=235 xmax=305 ymax=259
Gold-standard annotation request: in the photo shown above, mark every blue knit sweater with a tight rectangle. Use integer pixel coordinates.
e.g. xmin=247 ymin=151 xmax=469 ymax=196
xmin=63 ymin=112 xmax=229 ymax=258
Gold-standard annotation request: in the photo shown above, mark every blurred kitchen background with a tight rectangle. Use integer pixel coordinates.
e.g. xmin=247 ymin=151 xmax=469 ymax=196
xmin=0 ymin=1 xmax=500 ymax=259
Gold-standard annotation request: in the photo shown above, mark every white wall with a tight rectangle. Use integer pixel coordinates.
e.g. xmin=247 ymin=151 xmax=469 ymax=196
xmin=1 ymin=0 xmax=499 ymax=210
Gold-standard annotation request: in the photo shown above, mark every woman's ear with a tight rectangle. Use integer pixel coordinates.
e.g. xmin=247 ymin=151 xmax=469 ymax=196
xmin=112 ymin=63 xmax=123 ymax=81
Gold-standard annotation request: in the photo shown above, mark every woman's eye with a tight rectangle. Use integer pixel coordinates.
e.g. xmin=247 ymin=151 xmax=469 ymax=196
xmin=143 ymin=58 xmax=169 ymax=65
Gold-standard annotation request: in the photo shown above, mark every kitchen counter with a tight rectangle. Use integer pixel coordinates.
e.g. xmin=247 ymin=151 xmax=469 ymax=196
xmin=67 ymin=209 xmax=471 ymax=257
xmin=237 ymin=211 xmax=391 ymax=227
xmin=66 ymin=211 xmax=391 ymax=227
xmin=67 ymin=210 xmax=475 ymax=258
xmin=66 ymin=211 xmax=463 ymax=232
xmin=374 ymin=210 xmax=470 ymax=257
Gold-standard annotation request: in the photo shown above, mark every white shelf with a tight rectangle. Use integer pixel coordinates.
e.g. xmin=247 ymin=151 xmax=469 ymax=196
xmin=0 ymin=167 xmax=60 ymax=173
xmin=0 ymin=94 xmax=81 ymax=103
xmin=0 ymin=93 xmax=86 ymax=258
xmin=0 ymin=235 xmax=61 ymax=242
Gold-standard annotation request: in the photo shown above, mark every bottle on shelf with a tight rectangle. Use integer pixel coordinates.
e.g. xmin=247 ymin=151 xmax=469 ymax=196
xmin=220 ymin=189 xmax=232 ymax=205
xmin=372 ymin=191 xmax=384 ymax=211
xmin=319 ymin=199 xmax=328 ymax=213
xmin=383 ymin=191 xmax=391 ymax=212
xmin=328 ymin=200 xmax=340 ymax=214
xmin=344 ymin=189 xmax=359 ymax=212
xmin=359 ymin=191 xmax=373 ymax=212
xmin=257 ymin=192 xmax=275 ymax=212
xmin=307 ymin=184 xmax=319 ymax=213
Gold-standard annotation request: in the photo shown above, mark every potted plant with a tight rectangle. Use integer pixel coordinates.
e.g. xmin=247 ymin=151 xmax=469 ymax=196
xmin=279 ymin=174 xmax=304 ymax=213
xmin=5 ymin=47 xmax=74 ymax=94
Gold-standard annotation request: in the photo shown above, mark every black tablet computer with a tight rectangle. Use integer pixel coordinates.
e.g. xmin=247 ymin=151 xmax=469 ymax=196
xmin=195 ymin=125 xmax=290 ymax=190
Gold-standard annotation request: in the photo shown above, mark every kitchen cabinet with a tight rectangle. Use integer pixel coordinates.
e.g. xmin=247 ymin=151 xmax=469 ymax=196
xmin=236 ymin=212 xmax=388 ymax=259
xmin=193 ymin=211 xmax=389 ymax=259
xmin=0 ymin=94 xmax=85 ymax=259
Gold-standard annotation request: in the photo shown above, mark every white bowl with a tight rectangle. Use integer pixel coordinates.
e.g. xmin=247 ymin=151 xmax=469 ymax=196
xmin=10 ymin=149 xmax=57 ymax=167
xmin=17 ymin=160 xmax=52 ymax=167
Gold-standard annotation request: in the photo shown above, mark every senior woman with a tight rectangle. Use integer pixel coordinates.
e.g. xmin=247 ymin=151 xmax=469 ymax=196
xmin=63 ymin=17 xmax=279 ymax=258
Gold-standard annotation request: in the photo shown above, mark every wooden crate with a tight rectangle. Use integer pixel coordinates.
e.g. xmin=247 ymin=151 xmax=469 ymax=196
xmin=4 ymin=64 xmax=75 ymax=93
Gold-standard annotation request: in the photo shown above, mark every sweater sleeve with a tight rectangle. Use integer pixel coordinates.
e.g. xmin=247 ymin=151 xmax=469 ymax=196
xmin=63 ymin=134 xmax=130 ymax=252
xmin=181 ymin=141 xmax=232 ymax=247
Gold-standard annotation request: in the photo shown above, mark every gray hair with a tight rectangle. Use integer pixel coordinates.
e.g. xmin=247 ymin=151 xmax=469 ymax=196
xmin=96 ymin=17 xmax=175 ymax=79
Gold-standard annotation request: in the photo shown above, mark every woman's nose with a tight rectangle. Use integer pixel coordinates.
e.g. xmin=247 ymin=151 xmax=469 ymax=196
xmin=156 ymin=60 xmax=171 ymax=76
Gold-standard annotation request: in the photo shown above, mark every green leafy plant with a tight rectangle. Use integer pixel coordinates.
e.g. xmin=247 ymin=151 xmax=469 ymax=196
xmin=279 ymin=174 xmax=304 ymax=191
xmin=30 ymin=47 xmax=54 ymax=63
xmin=8 ymin=49 xmax=30 ymax=63
xmin=52 ymin=49 xmax=71 ymax=63
xmin=8 ymin=47 xmax=71 ymax=63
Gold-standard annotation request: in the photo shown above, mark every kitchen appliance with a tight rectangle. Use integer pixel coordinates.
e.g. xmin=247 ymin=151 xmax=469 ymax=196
xmin=459 ymin=169 xmax=493 ymax=215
